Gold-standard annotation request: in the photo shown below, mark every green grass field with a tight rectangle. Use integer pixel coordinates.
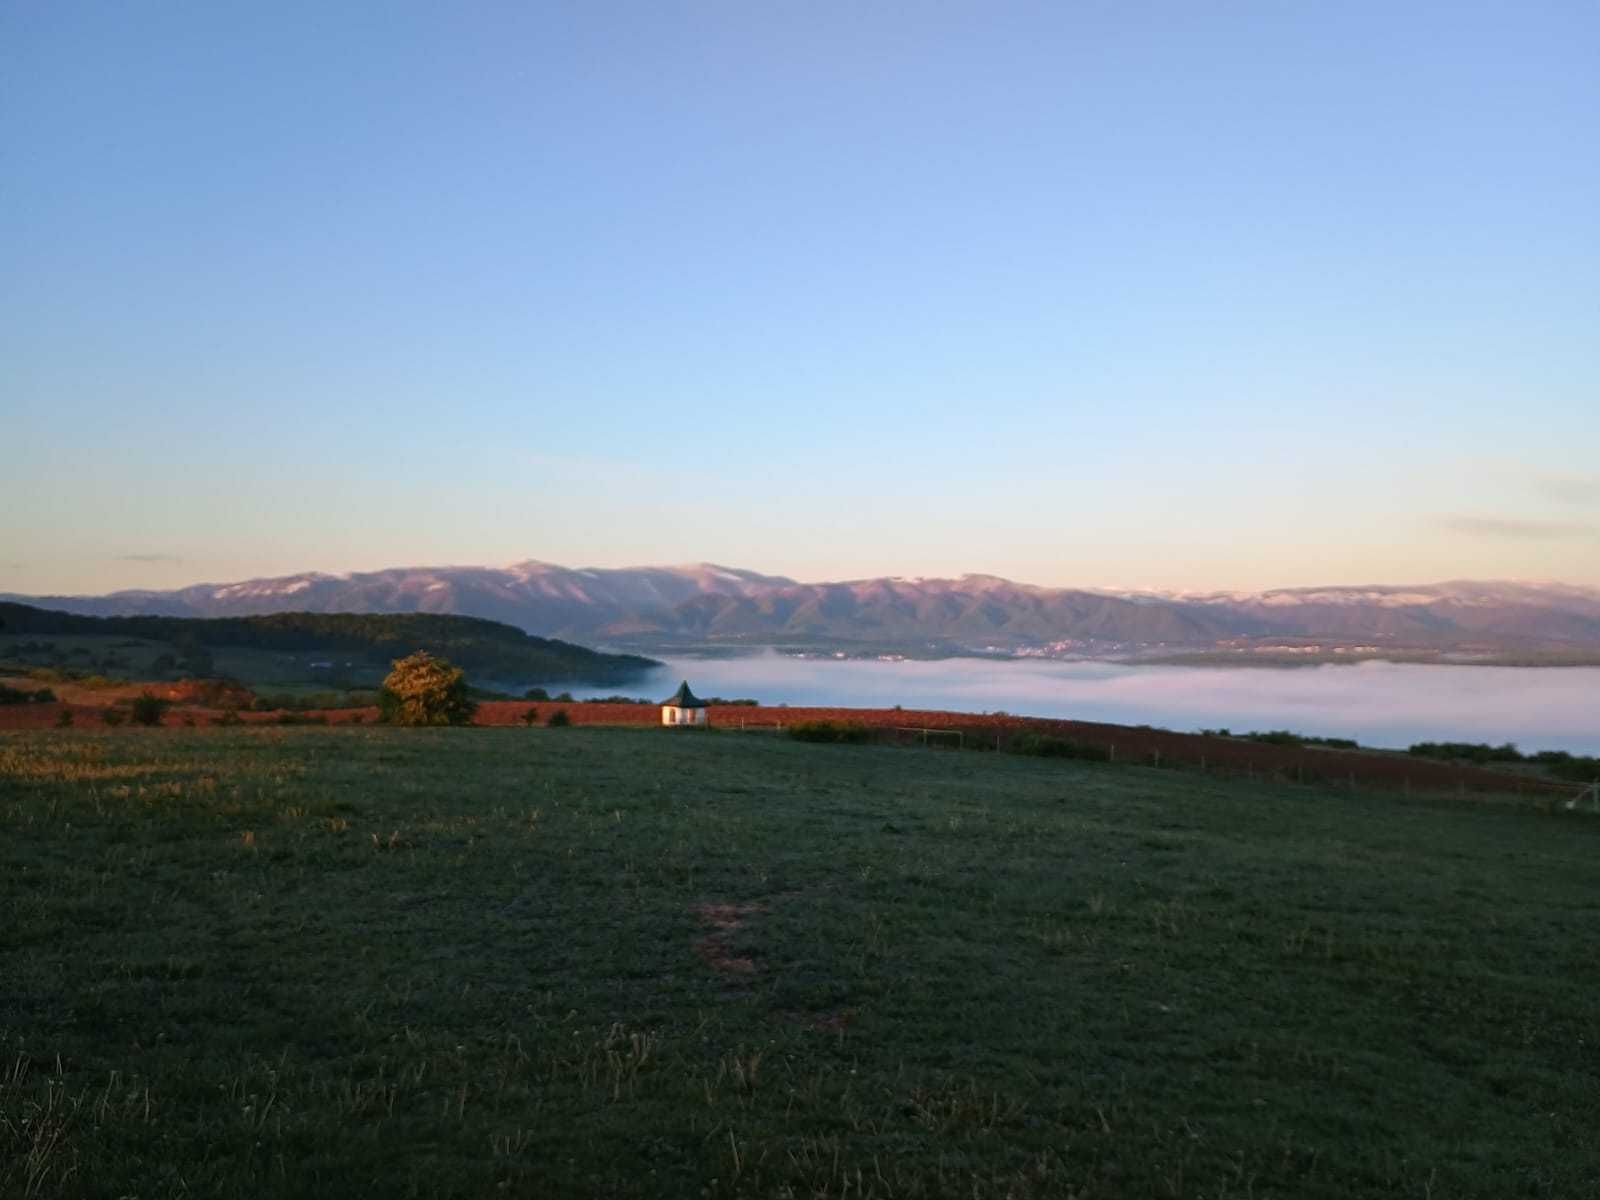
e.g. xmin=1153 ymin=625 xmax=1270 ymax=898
xmin=3 ymin=728 xmax=1598 ymax=1198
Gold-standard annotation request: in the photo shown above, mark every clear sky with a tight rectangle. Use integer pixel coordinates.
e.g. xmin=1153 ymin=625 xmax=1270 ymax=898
xmin=4 ymin=1 xmax=1597 ymax=595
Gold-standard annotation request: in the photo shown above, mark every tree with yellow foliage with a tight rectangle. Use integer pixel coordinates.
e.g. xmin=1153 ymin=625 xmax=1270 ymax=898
xmin=378 ymin=651 xmax=477 ymax=726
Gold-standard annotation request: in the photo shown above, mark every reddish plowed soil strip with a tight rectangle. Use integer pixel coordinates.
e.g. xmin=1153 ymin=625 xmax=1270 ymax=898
xmin=472 ymin=701 xmax=654 ymax=726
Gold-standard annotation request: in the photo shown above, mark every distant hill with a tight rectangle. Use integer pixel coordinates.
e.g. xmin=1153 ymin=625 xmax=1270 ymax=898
xmin=0 ymin=603 xmax=659 ymax=687
xmin=7 ymin=563 xmax=1600 ymax=662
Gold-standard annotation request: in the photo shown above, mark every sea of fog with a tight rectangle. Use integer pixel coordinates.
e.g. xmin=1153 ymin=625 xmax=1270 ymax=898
xmin=560 ymin=653 xmax=1600 ymax=755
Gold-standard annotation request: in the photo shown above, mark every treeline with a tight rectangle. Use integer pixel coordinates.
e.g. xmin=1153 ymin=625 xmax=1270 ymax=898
xmin=1408 ymin=741 xmax=1599 ymax=782
xmin=522 ymin=689 xmax=759 ymax=705
xmin=1200 ymin=728 xmax=1361 ymax=750
xmin=0 ymin=603 xmax=657 ymax=685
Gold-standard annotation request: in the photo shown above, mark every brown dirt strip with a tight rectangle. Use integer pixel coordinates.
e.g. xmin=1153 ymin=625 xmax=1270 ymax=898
xmin=690 ymin=901 xmax=764 ymax=977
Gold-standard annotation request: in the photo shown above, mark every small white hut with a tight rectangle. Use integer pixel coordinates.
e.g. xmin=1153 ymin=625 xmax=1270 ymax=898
xmin=661 ymin=680 xmax=709 ymax=727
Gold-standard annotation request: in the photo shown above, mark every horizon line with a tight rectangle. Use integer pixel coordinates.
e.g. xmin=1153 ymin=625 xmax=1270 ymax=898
xmin=4 ymin=558 xmax=1595 ymax=601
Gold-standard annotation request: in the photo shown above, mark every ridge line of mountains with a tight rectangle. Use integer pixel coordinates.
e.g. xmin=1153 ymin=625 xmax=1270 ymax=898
xmin=8 ymin=562 xmax=1600 ymax=663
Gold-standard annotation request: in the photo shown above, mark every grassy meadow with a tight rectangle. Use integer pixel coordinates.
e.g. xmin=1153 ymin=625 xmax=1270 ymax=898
xmin=2 ymin=727 xmax=1598 ymax=1198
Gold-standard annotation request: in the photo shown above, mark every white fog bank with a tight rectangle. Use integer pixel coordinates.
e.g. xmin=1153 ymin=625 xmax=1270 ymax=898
xmin=567 ymin=655 xmax=1600 ymax=755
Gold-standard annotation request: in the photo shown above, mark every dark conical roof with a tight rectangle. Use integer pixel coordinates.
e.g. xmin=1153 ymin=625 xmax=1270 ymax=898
xmin=661 ymin=680 xmax=707 ymax=708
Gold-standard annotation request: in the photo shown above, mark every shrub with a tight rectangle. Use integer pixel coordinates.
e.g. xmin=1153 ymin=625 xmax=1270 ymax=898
xmin=523 ymin=687 xmax=550 ymax=701
xmin=276 ymin=712 xmax=329 ymax=726
xmin=1408 ymin=741 xmax=1524 ymax=764
xmin=521 ymin=707 xmax=540 ymax=726
xmin=247 ymin=691 xmax=323 ymax=713
xmin=130 ymin=691 xmax=171 ymax=727
xmin=1530 ymin=751 xmax=1600 ymax=782
xmin=545 ymin=709 xmax=571 ymax=728
xmin=1007 ymin=732 xmax=1111 ymax=762
xmin=789 ymin=720 xmax=871 ymax=744
xmin=0 ymin=684 xmax=54 ymax=705
xmin=1244 ymin=730 xmax=1304 ymax=747
xmin=101 ymin=707 xmax=126 ymax=727
xmin=378 ymin=651 xmax=477 ymax=727
xmin=253 ymin=690 xmax=353 ymax=712
xmin=1403 ymin=741 xmax=1595 ymax=779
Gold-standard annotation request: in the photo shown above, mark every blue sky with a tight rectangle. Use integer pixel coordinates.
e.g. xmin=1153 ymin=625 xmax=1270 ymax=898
xmin=4 ymin=1 xmax=1597 ymax=594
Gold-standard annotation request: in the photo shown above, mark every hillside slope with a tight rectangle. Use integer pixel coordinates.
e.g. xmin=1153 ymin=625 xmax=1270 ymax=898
xmin=0 ymin=602 xmax=658 ymax=687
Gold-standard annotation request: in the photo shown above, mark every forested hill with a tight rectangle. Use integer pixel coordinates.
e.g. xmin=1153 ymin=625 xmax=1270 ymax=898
xmin=0 ymin=604 xmax=658 ymax=686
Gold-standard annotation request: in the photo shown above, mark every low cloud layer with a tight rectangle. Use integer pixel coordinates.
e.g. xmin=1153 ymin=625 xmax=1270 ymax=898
xmin=577 ymin=653 xmax=1600 ymax=754
xmin=116 ymin=553 xmax=184 ymax=564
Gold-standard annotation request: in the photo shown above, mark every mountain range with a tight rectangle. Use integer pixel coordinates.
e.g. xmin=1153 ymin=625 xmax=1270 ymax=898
xmin=9 ymin=563 xmax=1600 ymax=663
